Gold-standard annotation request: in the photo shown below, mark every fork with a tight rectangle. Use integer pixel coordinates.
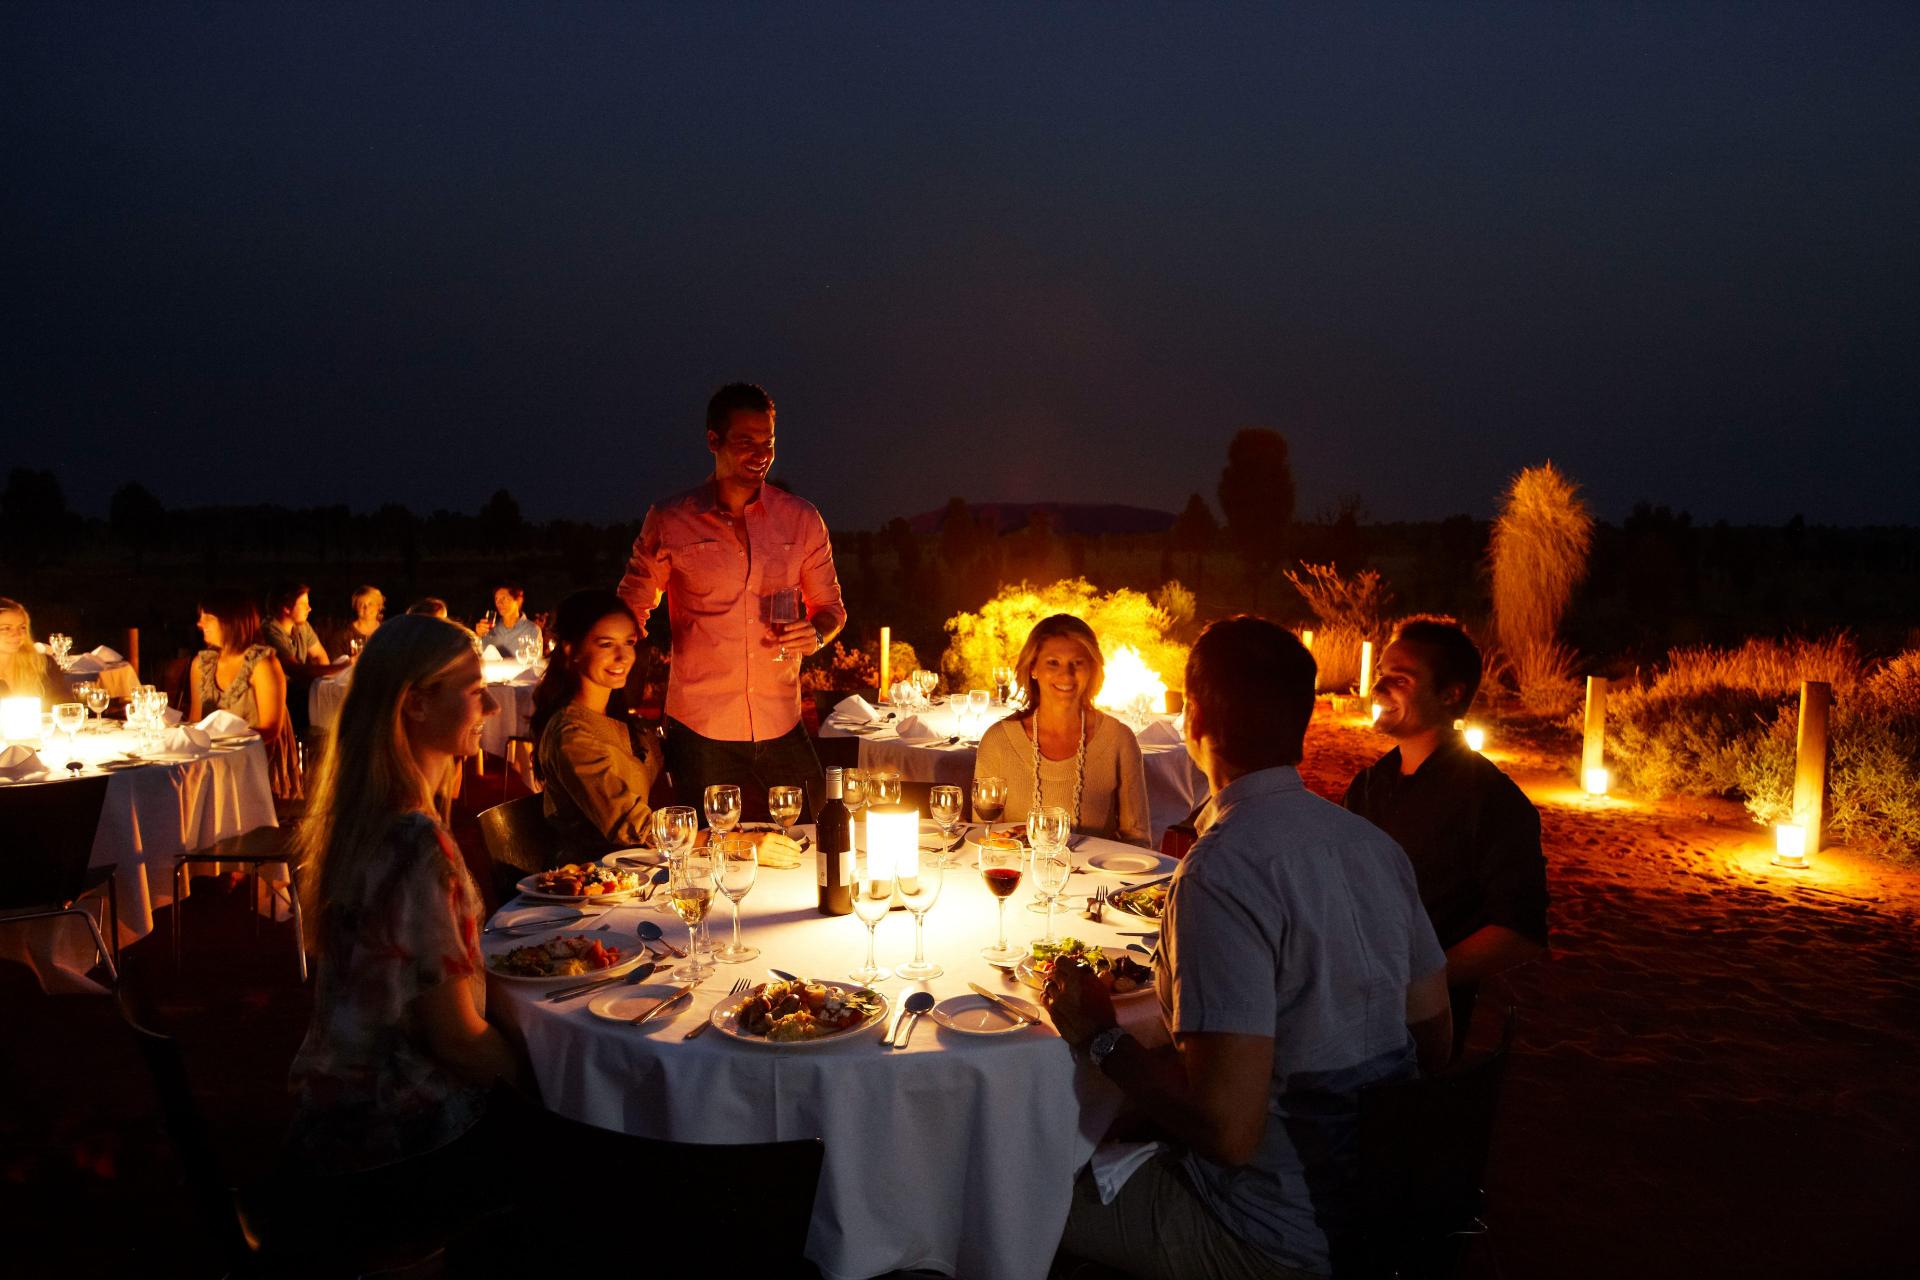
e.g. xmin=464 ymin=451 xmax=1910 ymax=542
xmin=683 ymin=978 xmax=751 ymax=1040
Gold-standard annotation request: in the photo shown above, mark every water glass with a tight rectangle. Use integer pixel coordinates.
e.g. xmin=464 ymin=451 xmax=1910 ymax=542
xmin=712 ymin=833 xmax=760 ymax=963
xmin=669 ymin=849 xmax=717 ymax=983
xmin=768 ymin=785 xmax=804 ymax=836
xmin=844 ymin=768 xmax=869 ymax=815
xmin=868 ymin=769 xmax=901 ymax=807
xmin=704 ymin=784 xmax=742 ymax=834
xmin=1031 ymin=842 xmax=1074 ymax=943
xmin=84 ymin=683 xmax=111 ymax=727
xmin=895 ymin=856 xmax=944 ymax=980
xmin=850 ymin=848 xmax=894 ymax=984
xmin=969 ymin=689 xmax=990 ymax=720
xmin=929 ymin=785 xmax=963 ymax=848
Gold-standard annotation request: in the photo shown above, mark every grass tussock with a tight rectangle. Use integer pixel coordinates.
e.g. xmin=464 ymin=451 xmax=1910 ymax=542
xmin=1285 ymin=562 xmax=1388 ymax=692
xmin=1489 ymin=464 xmax=1592 ymax=711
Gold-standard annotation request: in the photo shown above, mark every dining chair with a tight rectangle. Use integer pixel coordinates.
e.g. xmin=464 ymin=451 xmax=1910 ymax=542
xmin=173 ymin=827 xmax=307 ymax=982
xmin=1348 ymin=1007 xmax=1517 ymax=1279
xmin=0 ymin=773 xmax=120 ymax=987
xmin=475 ymin=793 xmax=562 ymax=910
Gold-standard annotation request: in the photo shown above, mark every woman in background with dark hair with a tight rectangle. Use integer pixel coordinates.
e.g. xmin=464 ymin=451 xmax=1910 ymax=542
xmin=532 ymin=590 xmax=663 ymax=856
xmin=193 ymin=590 xmax=302 ymax=799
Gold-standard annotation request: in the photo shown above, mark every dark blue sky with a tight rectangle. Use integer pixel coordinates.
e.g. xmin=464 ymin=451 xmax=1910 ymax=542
xmin=5 ymin=3 xmax=1916 ymax=529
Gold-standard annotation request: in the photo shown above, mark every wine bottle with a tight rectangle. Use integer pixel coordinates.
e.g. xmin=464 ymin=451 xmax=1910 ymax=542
xmin=816 ymin=766 xmax=853 ymax=916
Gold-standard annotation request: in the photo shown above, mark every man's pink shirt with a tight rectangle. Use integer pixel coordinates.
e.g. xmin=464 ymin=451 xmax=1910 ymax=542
xmin=617 ymin=478 xmax=846 ymax=743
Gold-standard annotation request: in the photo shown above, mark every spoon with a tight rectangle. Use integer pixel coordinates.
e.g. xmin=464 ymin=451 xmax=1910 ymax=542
xmin=891 ymin=991 xmax=935 ymax=1049
xmin=636 ymin=919 xmax=685 ymax=958
xmin=640 ymin=868 xmax=670 ymax=900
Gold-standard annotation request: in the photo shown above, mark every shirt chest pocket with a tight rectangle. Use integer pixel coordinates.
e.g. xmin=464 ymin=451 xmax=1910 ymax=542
xmin=668 ymin=539 xmax=744 ymax=612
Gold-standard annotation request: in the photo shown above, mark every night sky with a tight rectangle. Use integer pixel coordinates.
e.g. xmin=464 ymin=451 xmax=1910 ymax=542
xmin=6 ymin=3 xmax=1916 ymax=530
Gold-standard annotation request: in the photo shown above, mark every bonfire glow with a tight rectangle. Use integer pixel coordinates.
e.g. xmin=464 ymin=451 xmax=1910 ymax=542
xmin=1096 ymin=644 xmax=1169 ymax=720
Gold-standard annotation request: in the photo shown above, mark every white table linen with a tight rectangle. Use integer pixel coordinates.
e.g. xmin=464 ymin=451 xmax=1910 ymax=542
xmin=0 ymin=723 xmax=278 ymax=994
xmin=820 ymin=702 xmax=1205 ymax=846
xmin=489 ymin=826 xmax=1172 ymax=1280
xmin=310 ymin=660 xmax=541 ymax=756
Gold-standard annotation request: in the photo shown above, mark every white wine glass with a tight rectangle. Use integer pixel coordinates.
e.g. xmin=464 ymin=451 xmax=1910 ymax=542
xmin=894 ymin=855 xmax=944 ymax=980
xmin=650 ymin=805 xmax=698 ymax=913
xmin=712 ymin=833 xmax=760 ymax=963
xmin=850 ymin=848 xmax=894 ymax=984
xmin=703 ymin=784 xmax=742 ymax=834
xmin=669 ymin=849 xmax=716 ymax=982
xmin=768 ymin=784 xmax=804 ymax=838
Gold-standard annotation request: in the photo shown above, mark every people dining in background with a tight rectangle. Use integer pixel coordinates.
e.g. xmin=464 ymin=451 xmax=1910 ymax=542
xmin=1043 ymin=616 xmax=1451 ymax=1279
xmin=405 ymin=597 xmax=450 ymax=619
xmin=263 ymin=582 xmax=332 ymax=670
xmin=338 ymin=584 xmax=385 ymax=657
xmin=475 ymin=581 xmax=540 ymax=657
xmin=1343 ymin=617 xmax=1549 ymax=1056
xmin=192 ymin=590 xmax=302 ymax=799
xmin=973 ymin=614 xmax=1151 ymax=846
xmin=0 ymin=596 xmax=64 ymax=701
xmin=531 ymin=590 xmax=664 ymax=857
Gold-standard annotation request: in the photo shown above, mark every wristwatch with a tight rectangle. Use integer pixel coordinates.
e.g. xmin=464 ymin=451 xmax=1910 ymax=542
xmin=1086 ymin=1025 xmax=1131 ymax=1069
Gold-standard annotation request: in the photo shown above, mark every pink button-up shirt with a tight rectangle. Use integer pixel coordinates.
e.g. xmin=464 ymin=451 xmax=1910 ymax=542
xmin=617 ymin=478 xmax=846 ymax=742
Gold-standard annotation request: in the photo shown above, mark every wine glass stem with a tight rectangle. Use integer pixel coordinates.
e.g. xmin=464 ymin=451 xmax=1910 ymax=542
xmin=687 ymin=923 xmax=700 ymax=964
xmin=995 ymin=898 xmax=1008 ymax=952
xmin=1045 ymin=897 xmax=1055 ymax=943
xmin=731 ymin=901 xmax=743 ymax=952
xmin=865 ymin=921 xmax=879 ymax=973
xmin=912 ymin=913 xmax=927 ymax=966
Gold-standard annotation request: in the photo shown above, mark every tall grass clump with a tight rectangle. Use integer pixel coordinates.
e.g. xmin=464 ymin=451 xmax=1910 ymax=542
xmin=1284 ymin=562 xmax=1388 ymax=693
xmin=1489 ymin=463 xmax=1592 ymax=716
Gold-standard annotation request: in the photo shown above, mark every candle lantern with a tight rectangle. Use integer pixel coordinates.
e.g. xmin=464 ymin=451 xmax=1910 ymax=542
xmin=1358 ymin=640 xmax=1374 ymax=700
xmin=878 ymin=626 xmax=891 ymax=702
xmin=1 ymin=696 xmax=42 ymax=742
xmin=1301 ymin=628 xmax=1314 ymax=651
xmin=1583 ymin=767 xmax=1611 ymax=797
xmin=1464 ymin=725 xmax=1486 ymax=753
xmin=1773 ymin=823 xmax=1809 ymax=869
xmin=865 ymin=803 xmax=917 ymax=884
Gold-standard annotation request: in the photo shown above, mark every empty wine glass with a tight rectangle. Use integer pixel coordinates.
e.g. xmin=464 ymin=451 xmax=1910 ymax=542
xmin=1029 ymin=817 xmax=1074 ymax=944
xmin=704 ymin=784 xmax=742 ymax=834
xmin=768 ymin=784 xmax=804 ymax=837
xmin=977 ymin=838 xmax=1023 ymax=963
xmin=712 ymin=833 xmax=760 ymax=963
xmin=767 ymin=587 xmax=805 ymax=663
xmin=895 ymin=854 xmax=944 ymax=980
xmin=915 ymin=668 xmax=938 ymax=703
xmin=969 ymin=689 xmax=990 ymax=721
xmin=971 ymin=775 xmax=1007 ymax=837
xmin=53 ymin=702 xmax=86 ymax=764
xmin=650 ymin=805 xmax=698 ymax=912
xmin=992 ymin=664 xmax=1016 ymax=704
xmin=850 ymin=847 xmax=894 ymax=984
xmin=85 ymin=683 xmax=111 ymax=728
xmin=669 ymin=849 xmax=717 ymax=983
xmin=929 ymin=784 xmax=963 ymax=852
xmin=868 ymin=769 xmax=901 ymax=807
xmin=843 ymin=768 xmax=869 ymax=816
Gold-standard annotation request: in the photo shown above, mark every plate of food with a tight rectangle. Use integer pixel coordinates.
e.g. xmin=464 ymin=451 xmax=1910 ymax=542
xmin=930 ymin=992 xmax=1045 ymax=1036
xmin=710 ymin=978 xmax=889 ymax=1046
xmin=486 ymin=934 xmax=640 ymax=983
xmin=1106 ymin=880 xmax=1170 ymax=923
xmin=517 ymin=863 xmax=646 ymax=902
xmin=1013 ymin=938 xmax=1156 ymax=1000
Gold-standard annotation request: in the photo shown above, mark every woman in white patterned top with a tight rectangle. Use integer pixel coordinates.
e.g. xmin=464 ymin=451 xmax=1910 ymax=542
xmin=192 ymin=590 xmax=301 ymax=799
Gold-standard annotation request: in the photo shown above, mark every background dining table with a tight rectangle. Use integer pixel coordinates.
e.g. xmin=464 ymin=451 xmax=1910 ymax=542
xmin=310 ymin=658 xmax=541 ymax=757
xmin=817 ymin=698 xmax=1206 ymax=846
xmin=487 ymin=823 xmax=1174 ymax=1280
xmin=0 ymin=721 xmax=277 ymax=994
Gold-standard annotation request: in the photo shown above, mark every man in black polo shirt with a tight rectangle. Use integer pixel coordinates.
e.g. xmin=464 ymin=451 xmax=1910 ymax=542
xmin=1344 ymin=617 xmax=1548 ymax=1053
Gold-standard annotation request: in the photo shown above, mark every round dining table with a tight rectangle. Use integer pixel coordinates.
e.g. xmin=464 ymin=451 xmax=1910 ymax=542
xmin=487 ymin=824 xmax=1175 ymax=1280
xmin=818 ymin=699 xmax=1206 ymax=846
xmin=0 ymin=720 xmax=278 ymax=994
xmin=310 ymin=658 xmax=540 ymax=756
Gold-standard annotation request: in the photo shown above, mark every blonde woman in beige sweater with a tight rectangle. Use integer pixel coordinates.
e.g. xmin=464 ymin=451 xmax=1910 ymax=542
xmin=973 ymin=614 xmax=1151 ymax=847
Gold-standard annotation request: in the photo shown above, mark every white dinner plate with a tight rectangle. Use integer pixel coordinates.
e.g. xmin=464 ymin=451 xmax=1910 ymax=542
xmin=1013 ymin=953 xmax=1157 ymax=1001
xmin=708 ymin=981 xmax=889 ymax=1047
xmin=514 ymin=872 xmax=645 ymax=903
xmin=485 ymin=936 xmax=648 ymax=984
xmin=1086 ymin=848 xmax=1172 ymax=876
xmin=599 ymin=847 xmax=664 ymax=869
xmin=588 ymin=982 xmax=695 ymax=1024
xmin=931 ymin=993 xmax=1045 ymax=1036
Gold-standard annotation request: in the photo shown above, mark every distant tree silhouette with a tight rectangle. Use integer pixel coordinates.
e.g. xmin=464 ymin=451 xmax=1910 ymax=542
xmin=1171 ymin=492 xmax=1216 ymax=587
xmin=884 ymin=517 xmax=922 ymax=587
xmin=110 ymin=482 xmax=166 ymax=569
xmin=1 ymin=467 xmax=71 ymax=566
xmin=938 ymin=497 xmax=978 ymax=566
xmin=480 ymin=489 xmax=524 ymax=541
xmin=1217 ymin=429 xmax=1295 ymax=580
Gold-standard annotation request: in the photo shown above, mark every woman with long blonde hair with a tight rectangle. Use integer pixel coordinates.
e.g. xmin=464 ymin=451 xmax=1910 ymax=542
xmin=973 ymin=613 xmax=1151 ymax=846
xmin=0 ymin=597 xmax=64 ymax=702
xmin=286 ymin=614 xmax=522 ymax=1180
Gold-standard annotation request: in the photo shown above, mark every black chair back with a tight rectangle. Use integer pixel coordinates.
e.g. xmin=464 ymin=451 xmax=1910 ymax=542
xmin=0 ymin=774 xmax=112 ymax=911
xmin=476 ymin=793 xmax=561 ymax=905
xmin=1349 ymin=1008 xmax=1516 ymax=1278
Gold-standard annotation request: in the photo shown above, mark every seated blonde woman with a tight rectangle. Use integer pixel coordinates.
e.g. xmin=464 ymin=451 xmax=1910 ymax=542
xmin=192 ymin=590 xmax=301 ymax=799
xmin=973 ymin=614 xmax=1151 ymax=846
xmin=0 ymin=597 xmax=63 ymax=701
xmin=531 ymin=590 xmax=664 ymax=856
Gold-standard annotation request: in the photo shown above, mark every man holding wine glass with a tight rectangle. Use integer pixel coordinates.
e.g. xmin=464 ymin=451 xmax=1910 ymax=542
xmin=616 ymin=382 xmax=846 ymax=825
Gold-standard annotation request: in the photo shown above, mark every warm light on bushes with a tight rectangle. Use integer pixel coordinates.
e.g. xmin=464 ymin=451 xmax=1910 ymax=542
xmin=943 ymin=579 xmax=1190 ymax=697
xmin=1095 ymin=645 xmax=1169 ymax=717
xmin=1583 ymin=767 xmax=1611 ymax=797
xmin=1773 ymin=823 xmax=1809 ymax=868
xmin=1464 ymin=725 xmax=1487 ymax=752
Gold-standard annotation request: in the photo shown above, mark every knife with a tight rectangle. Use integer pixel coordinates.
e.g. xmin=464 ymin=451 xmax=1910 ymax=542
xmin=631 ymin=978 xmax=704 ymax=1026
xmin=545 ymin=960 xmax=659 ymax=1002
xmin=484 ymin=911 xmax=589 ymax=935
xmin=967 ymin=982 xmax=1035 ymax=1027
xmin=768 ymin=968 xmax=800 ymax=983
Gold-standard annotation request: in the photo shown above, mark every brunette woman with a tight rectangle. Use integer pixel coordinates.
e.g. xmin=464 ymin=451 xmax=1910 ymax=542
xmin=192 ymin=590 xmax=301 ymax=799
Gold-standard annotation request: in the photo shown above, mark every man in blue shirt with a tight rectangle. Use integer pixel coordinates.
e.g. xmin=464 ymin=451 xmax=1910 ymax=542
xmin=476 ymin=581 xmax=541 ymax=660
xmin=1045 ymin=616 xmax=1452 ymax=1278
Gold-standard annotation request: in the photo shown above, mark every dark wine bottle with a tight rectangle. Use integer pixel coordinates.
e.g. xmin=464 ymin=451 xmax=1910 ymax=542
xmin=816 ymin=766 xmax=853 ymax=916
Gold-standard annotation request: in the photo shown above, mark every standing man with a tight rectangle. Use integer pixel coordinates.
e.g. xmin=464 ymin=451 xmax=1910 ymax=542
xmin=617 ymin=382 xmax=845 ymax=823
xmin=1044 ymin=617 xmax=1452 ymax=1279
xmin=1344 ymin=617 xmax=1549 ymax=1055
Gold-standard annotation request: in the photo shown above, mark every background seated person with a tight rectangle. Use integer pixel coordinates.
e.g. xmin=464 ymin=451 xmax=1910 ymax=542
xmin=1044 ymin=616 xmax=1451 ymax=1280
xmin=531 ymin=590 xmax=663 ymax=857
xmin=193 ymin=590 xmax=302 ymax=800
xmin=405 ymin=597 xmax=450 ymax=619
xmin=332 ymin=584 xmax=384 ymax=657
xmin=0 ymin=596 xmax=64 ymax=701
xmin=973 ymin=614 xmax=1150 ymax=845
xmin=476 ymin=581 xmax=540 ymax=658
xmin=264 ymin=581 xmax=332 ymax=670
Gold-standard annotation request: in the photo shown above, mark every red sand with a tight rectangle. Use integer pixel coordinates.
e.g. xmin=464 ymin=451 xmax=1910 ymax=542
xmin=1297 ymin=714 xmax=1920 ymax=1278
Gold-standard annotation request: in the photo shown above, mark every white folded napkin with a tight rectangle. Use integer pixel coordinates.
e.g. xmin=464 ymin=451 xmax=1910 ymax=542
xmin=1135 ymin=719 xmax=1184 ymax=747
xmin=65 ymin=654 xmax=105 ymax=674
xmin=90 ymin=645 xmax=124 ymax=664
xmin=163 ymin=707 xmax=183 ymax=727
xmin=481 ymin=644 xmax=503 ymax=661
xmin=159 ymin=725 xmax=214 ymax=757
xmin=1090 ymin=1141 xmax=1166 ymax=1205
xmin=833 ymin=694 xmax=879 ymax=722
xmin=895 ymin=714 xmax=943 ymax=744
xmin=0 ymin=745 xmax=48 ymax=781
xmin=195 ymin=709 xmax=253 ymax=736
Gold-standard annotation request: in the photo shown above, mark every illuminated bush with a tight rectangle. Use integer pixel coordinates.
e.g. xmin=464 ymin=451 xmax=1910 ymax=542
xmin=1283 ymin=563 xmax=1388 ymax=694
xmin=1489 ymin=463 xmax=1592 ymax=714
xmin=799 ymin=639 xmax=921 ymax=692
xmin=942 ymin=578 xmax=1190 ymax=694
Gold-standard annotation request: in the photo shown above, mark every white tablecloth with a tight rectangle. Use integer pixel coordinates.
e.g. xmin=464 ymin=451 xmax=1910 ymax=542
xmin=0 ymin=725 xmax=278 ymax=993
xmin=489 ymin=826 xmax=1173 ymax=1280
xmin=820 ymin=703 xmax=1205 ymax=846
xmin=310 ymin=660 xmax=540 ymax=756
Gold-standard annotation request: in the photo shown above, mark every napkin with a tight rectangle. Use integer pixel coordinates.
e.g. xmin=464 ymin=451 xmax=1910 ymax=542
xmin=481 ymin=644 xmax=503 ymax=661
xmin=1135 ymin=719 xmax=1184 ymax=747
xmin=159 ymin=725 xmax=214 ymax=757
xmin=833 ymin=694 xmax=879 ymax=723
xmin=0 ymin=745 xmax=47 ymax=781
xmin=195 ymin=709 xmax=253 ymax=736
xmin=90 ymin=645 xmax=124 ymax=664
xmin=163 ymin=707 xmax=183 ymax=728
xmin=1090 ymin=1141 xmax=1166 ymax=1205
xmin=64 ymin=654 xmax=105 ymax=674
xmin=895 ymin=714 xmax=943 ymax=744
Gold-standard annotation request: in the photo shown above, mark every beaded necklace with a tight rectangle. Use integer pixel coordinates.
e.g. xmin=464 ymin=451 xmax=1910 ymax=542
xmin=1029 ymin=707 xmax=1087 ymax=828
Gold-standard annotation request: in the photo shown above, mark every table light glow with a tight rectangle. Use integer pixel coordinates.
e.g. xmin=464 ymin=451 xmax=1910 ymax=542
xmin=1583 ymin=767 xmax=1611 ymax=797
xmin=1 ymin=696 xmax=42 ymax=742
xmin=1464 ymin=725 xmax=1487 ymax=752
xmin=1300 ymin=628 xmax=1314 ymax=651
xmin=866 ymin=803 xmax=917 ymax=882
xmin=1358 ymin=640 xmax=1373 ymax=698
xmin=1773 ymin=823 xmax=1809 ymax=868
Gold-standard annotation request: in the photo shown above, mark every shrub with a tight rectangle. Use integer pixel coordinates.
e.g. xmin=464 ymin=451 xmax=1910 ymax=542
xmin=1309 ymin=625 xmax=1365 ymax=695
xmin=1285 ymin=562 xmax=1389 ymax=638
xmin=1506 ymin=636 xmax=1581 ymax=718
xmin=941 ymin=578 xmax=1189 ymax=693
xmin=1489 ymin=463 xmax=1592 ymax=713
